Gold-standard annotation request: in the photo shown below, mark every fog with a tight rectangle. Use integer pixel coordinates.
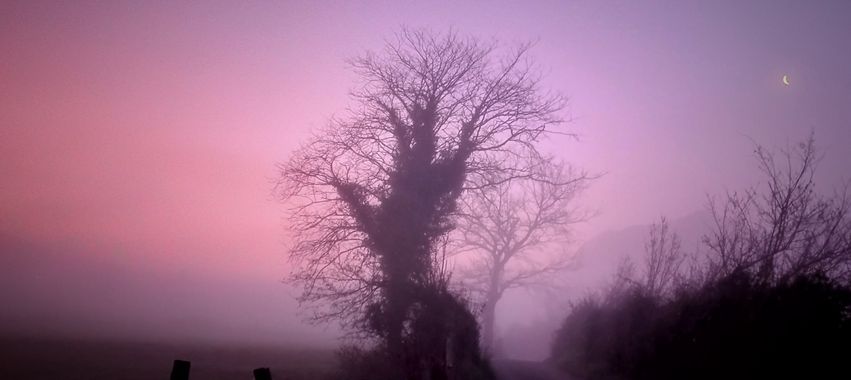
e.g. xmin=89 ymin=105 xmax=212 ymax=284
xmin=495 ymin=211 xmax=711 ymax=360
xmin=2 ymin=0 xmax=850 ymax=369
xmin=0 ymin=233 xmax=336 ymax=346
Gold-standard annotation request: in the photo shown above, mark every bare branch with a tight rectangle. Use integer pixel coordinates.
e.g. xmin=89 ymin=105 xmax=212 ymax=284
xmin=275 ymin=28 xmax=569 ymax=341
xmin=702 ymin=135 xmax=851 ymax=285
xmin=454 ymin=158 xmax=591 ymax=348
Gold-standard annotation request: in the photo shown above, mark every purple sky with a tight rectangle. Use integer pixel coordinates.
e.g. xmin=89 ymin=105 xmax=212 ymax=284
xmin=1 ymin=1 xmax=850 ymax=344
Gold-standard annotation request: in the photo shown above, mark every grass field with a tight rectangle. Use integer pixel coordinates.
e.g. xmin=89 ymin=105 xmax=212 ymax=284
xmin=0 ymin=335 xmax=338 ymax=380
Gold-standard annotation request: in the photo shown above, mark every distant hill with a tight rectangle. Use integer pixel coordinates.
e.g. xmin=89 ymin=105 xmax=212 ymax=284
xmin=568 ymin=210 xmax=711 ymax=293
xmin=498 ymin=210 xmax=713 ymax=361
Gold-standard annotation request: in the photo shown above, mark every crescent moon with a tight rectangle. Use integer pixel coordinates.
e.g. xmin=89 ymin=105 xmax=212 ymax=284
xmin=782 ymin=75 xmax=790 ymax=86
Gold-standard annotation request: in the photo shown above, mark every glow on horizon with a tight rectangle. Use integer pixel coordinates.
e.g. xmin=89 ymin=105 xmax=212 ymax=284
xmin=1 ymin=1 xmax=850 ymax=342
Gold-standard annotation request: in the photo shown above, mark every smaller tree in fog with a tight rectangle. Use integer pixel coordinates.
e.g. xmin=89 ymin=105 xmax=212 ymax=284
xmin=456 ymin=160 xmax=590 ymax=350
xmin=614 ymin=217 xmax=688 ymax=299
xmin=642 ymin=217 xmax=687 ymax=297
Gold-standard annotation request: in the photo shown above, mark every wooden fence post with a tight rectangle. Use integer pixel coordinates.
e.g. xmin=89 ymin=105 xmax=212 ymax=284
xmin=170 ymin=359 xmax=191 ymax=380
xmin=253 ymin=367 xmax=272 ymax=380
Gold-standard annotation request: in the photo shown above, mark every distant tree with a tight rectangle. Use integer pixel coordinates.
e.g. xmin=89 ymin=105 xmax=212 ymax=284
xmin=641 ymin=217 xmax=687 ymax=297
xmin=456 ymin=160 xmax=589 ymax=350
xmin=613 ymin=217 xmax=687 ymax=299
xmin=277 ymin=28 xmax=566 ymax=376
xmin=704 ymin=135 xmax=851 ymax=284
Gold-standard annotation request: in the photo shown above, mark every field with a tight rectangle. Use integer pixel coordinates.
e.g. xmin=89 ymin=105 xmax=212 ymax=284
xmin=0 ymin=335 xmax=338 ymax=380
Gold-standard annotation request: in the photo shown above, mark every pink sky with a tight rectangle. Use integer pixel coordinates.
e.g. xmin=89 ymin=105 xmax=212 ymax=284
xmin=1 ymin=1 xmax=850 ymax=343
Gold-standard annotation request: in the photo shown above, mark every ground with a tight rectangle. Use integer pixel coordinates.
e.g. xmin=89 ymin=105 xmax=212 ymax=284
xmin=0 ymin=336 xmax=336 ymax=380
xmin=493 ymin=359 xmax=569 ymax=380
xmin=1 ymin=335 xmax=574 ymax=380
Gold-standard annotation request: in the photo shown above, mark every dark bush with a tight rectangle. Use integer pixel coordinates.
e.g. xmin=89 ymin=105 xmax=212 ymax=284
xmin=332 ymin=288 xmax=495 ymax=380
xmin=551 ymin=273 xmax=851 ymax=380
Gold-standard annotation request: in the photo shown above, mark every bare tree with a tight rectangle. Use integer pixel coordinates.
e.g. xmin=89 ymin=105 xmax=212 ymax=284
xmin=607 ymin=217 xmax=687 ymax=301
xmin=455 ymin=160 xmax=589 ymax=350
xmin=703 ymin=135 xmax=851 ymax=285
xmin=641 ymin=217 xmax=687 ymax=298
xmin=277 ymin=28 xmax=567 ymax=365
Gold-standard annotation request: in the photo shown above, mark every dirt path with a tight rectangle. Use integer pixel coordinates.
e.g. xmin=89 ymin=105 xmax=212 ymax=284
xmin=492 ymin=360 xmax=569 ymax=380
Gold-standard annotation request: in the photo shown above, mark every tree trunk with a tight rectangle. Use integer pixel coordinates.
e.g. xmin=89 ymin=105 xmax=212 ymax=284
xmin=482 ymin=294 xmax=497 ymax=352
xmin=482 ymin=268 xmax=503 ymax=353
xmin=385 ymin=277 xmax=408 ymax=360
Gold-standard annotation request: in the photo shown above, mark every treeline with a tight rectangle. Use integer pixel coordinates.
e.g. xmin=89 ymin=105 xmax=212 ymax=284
xmin=550 ymin=137 xmax=851 ymax=379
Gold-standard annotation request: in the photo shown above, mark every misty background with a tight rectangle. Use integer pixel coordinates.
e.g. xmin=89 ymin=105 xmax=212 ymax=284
xmin=2 ymin=0 xmax=850 ymax=361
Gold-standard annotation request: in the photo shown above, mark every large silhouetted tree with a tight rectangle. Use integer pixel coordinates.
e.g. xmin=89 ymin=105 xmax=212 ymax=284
xmin=277 ymin=29 xmax=566 ymax=375
xmin=456 ymin=160 xmax=589 ymax=350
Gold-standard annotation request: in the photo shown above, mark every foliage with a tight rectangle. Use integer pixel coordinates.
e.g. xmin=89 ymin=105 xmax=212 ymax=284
xmin=551 ymin=272 xmax=851 ymax=380
xmin=551 ymin=137 xmax=851 ymax=379
xmin=331 ymin=290 xmax=495 ymax=380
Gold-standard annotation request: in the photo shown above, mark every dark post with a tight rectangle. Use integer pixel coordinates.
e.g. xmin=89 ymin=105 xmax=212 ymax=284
xmin=445 ymin=335 xmax=455 ymax=380
xmin=170 ymin=360 xmax=191 ymax=380
xmin=253 ymin=367 xmax=272 ymax=380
